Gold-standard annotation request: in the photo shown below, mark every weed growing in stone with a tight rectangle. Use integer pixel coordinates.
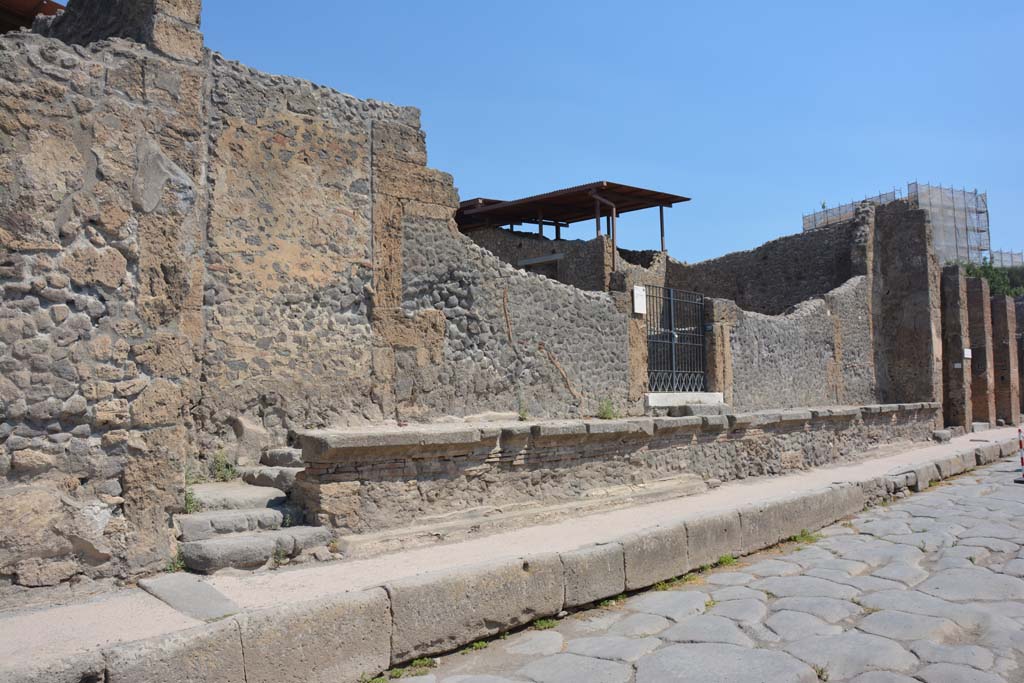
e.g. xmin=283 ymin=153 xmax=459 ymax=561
xmin=210 ymin=450 xmax=238 ymax=482
xmin=183 ymin=488 xmax=199 ymax=514
xmin=716 ymin=554 xmax=736 ymax=567
xmin=596 ymin=398 xmax=617 ymax=420
xmin=598 ymin=594 xmax=627 ymax=607
xmin=532 ymin=618 xmax=558 ymax=630
xmin=384 ymin=657 xmax=436 ymax=679
xmin=165 ymin=549 xmax=186 ymax=573
xmin=272 ymin=547 xmax=288 ymax=568
xmin=461 ymin=640 xmax=488 ymax=653
xmin=705 ymin=599 xmax=716 ymax=609
xmin=788 ymin=529 xmax=822 ymax=544
xmin=653 ymin=572 xmax=701 ymax=591
xmin=814 ymin=665 xmax=830 ymax=681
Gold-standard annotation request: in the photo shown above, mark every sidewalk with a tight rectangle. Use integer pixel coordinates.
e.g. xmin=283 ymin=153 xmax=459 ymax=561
xmin=2 ymin=426 xmax=1019 ymax=680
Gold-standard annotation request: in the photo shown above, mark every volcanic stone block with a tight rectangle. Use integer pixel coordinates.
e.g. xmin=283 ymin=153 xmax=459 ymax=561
xmin=561 ymin=543 xmax=626 ymax=608
xmin=621 ymin=522 xmax=690 ymax=590
xmin=684 ymin=510 xmax=742 ymax=568
xmin=235 ymin=588 xmax=391 ymax=683
xmin=941 ymin=265 xmax=972 ymax=429
xmin=104 ymin=620 xmax=246 ymax=683
xmin=386 ymin=553 xmax=564 ymax=662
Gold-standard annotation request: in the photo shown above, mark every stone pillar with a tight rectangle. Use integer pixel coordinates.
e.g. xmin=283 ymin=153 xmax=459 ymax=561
xmin=941 ymin=265 xmax=972 ymax=430
xmin=966 ymin=277 xmax=996 ymax=424
xmin=991 ymin=296 xmax=1020 ymax=425
xmin=704 ymin=298 xmax=737 ymax=405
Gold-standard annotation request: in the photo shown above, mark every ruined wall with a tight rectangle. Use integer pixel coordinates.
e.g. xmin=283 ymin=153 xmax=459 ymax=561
xmin=713 ymin=276 xmax=877 ymax=411
xmin=992 ymin=296 xmax=1020 ymax=425
xmin=464 ymin=226 xmax=611 ymax=292
xmin=0 ymin=26 xmax=206 ymax=588
xmin=940 ymin=265 xmax=972 ymax=430
xmin=966 ymin=277 xmax=995 ymax=424
xmin=666 ymin=211 xmax=870 ymax=315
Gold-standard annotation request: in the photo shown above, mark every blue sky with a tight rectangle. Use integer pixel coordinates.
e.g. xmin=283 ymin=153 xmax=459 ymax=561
xmin=201 ymin=1 xmax=1023 ymax=262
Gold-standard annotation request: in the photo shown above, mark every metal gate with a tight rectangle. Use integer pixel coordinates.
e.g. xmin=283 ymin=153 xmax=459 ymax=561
xmin=645 ymin=285 xmax=706 ymax=392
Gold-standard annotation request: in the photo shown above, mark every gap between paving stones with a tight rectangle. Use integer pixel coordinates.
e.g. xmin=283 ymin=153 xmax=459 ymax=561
xmin=6 ymin=432 xmax=1020 ymax=683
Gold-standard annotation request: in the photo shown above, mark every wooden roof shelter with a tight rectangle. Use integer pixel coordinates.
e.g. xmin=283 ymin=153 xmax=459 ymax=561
xmin=456 ymin=181 xmax=690 ymax=264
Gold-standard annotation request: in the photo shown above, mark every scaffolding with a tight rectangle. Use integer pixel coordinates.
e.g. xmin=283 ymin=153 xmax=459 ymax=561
xmin=991 ymin=250 xmax=1024 ymax=268
xmin=803 ymin=182 xmax=991 ymax=265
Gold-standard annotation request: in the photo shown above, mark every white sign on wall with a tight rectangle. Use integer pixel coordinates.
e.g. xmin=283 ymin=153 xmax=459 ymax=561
xmin=633 ymin=286 xmax=646 ymax=315
xmin=964 ymin=348 xmax=973 ymax=359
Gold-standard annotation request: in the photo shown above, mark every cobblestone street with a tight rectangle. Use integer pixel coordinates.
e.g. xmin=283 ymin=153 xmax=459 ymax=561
xmin=405 ymin=457 xmax=1024 ymax=682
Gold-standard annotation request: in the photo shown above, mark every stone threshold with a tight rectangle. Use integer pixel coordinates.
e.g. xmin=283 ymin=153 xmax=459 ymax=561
xmin=4 ymin=426 xmax=1018 ymax=683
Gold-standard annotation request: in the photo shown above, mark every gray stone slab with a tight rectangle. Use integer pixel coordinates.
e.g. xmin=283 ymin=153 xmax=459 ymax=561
xmin=445 ymin=677 xmax=521 ymax=683
xmin=517 ymin=653 xmax=632 ymax=683
xmin=770 ymin=597 xmax=863 ymax=623
xmin=872 ymin=561 xmax=929 ymax=586
xmin=104 ymin=620 xmax=246 ymax=683
xmin=661 ymin=615 xmax=753 ymax=647
xmin=190 ymin=481 xmax=287 ymax=511
xmin=910 ymin=640 xmax=995 ymax=670
xmin=560 ymin=543 xmax=624 ymax=608
xmin=503 ymin=630 xmax=563 ymax=656
xmin=710 ymin=586 xmax=766 ymax=602
xmin=235 ymin=588 xmax=391 ymax=683
xmin=916 ymin=663 xmax=1004 ymax=683
xmin=1 ymin=651 xmax=106 ymax=683
xmin=606 ymin=612 xmax=672 ymax=637
xmin=138 ymin=572 xmax=240 ymax=621
xmin=783 ymin=632 xmax=918 ymax=680
xmin=565 ymin=636 xmax=661 ymax=663
xmin=764 ymin=610 xmax=842 ymax=640
xmin=626 ymin=590 xmax=707 ymax=620
xmin=707 ymin=598 xmax=766 ymax=624
xmin=848 ymin=673 xmax=920 ymax=683
xmin=859 ymin=610 xmax=960 ymax=641
xmin=744 ymin=559 xmax=802 ymax=577
xmin=749 ymin=576 xmax=859 ymax=600
xmin=635 ymin=643 xmax=816 ymax=683
xmin=387 ymin=554 xmax=563 ymax=661
xmin=918 ymin=567 xmax=1024 ymax=601
xmin=704 ymin=571 xmax=752 ymax=586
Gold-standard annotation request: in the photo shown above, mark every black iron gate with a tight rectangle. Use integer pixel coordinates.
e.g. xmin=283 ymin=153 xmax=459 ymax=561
xmin=645 ymin=285 xmax=706 ymax=392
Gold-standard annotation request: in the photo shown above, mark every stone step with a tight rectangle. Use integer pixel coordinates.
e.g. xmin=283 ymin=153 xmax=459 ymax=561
xmin=240 ymin=465 xmax=302 ymax=493
xmin=190 ymin=481 xmax=287 ymax=512
xmin=262 ymin=447 xmax=304 ymax=468
xmin=175 ymin=508 xmax=284 ymax=542
xmin=180 ymin=526 xmax=335 ymax=573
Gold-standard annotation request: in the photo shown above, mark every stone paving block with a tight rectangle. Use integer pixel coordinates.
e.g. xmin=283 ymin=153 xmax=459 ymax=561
xmin=620 ymin=522 xmax=689 ymax=590
xmin=975 ymin=443 xmax=1003 ymax=465
xmin=626 ymin=591 xmax=708 ymax=621
xmin=387 ymin=553 xmax=563 ymax=661
xmin=635 ymin=643 xmax=817 ymax=683
xmin=910 ymin=463 xmax=940 ymax=492
xmin=560 ymin=543 xmax=625 ymax=608
xmin=783 ymin=632 xmax=918 ymax=680
xmin=104 ymin=620 xmax=246 ymax=683
xmin=916 ymin=663 xmax=1004 ymax=683
xmin=661 ymin=615 xmax=753 ymax=647
xmin=565 ymin=636 xmax=662 ymax=663
xmin=138 ymin=572 xmax=240 ymax=621
xmin=684 ymin=510 xmax=741 ymax=569
xmin=739 ymin=490 xmax=835 ymax=554
xmin=859 ymin=609 xmax=960 ymax=641
xmin=517 ymin=653 xmax=632 ymax=683
xmin=708 ymin=597 xmax=766 ymax=624
xmin=235 ymin=588 xmax=391 ymax=683
xmin=764 ymin=610 xmax=842 ymax=640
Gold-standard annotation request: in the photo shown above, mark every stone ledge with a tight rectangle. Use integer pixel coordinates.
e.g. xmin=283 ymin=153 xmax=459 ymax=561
xmin=19 ymin=434 xmax=1019 ymax=683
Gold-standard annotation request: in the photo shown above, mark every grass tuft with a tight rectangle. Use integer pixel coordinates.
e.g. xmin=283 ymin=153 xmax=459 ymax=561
xmin=787 ymin=529 xmax=822 ymax=544
xmin=533 ymin=618 xmax=558 ymax=630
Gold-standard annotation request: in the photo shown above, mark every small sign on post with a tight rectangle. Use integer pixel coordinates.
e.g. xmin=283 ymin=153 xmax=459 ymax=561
xmin=633 ymin=285 xmax=647 ymax=315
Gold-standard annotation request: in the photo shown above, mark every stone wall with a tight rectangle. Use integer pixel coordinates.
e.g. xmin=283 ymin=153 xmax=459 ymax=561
xmin=709 ymin=276 xmax=876 ymax=411
xmin=0 ymin=0 xmax=637 ymax=588
xmin=0 ymin=27 xmax=206 ymax=586
xmin=665 ymin=210 xmax=870 ymax=315
xmin=295 ymin=403 xmax=940 ymax=534
xmin=463 ymin=227 xmax=612 ymax=293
